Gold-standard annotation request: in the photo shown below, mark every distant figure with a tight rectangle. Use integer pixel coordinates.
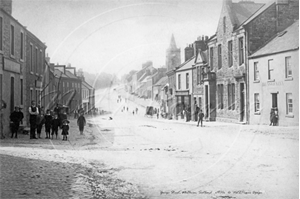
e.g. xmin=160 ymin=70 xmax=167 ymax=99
xmin=9 ymin=106 xmax=20 ymax=138
xmin=77 ymin=113 xmax=86 ymax=135
xmin=157 ymin=111 xmax=159 ymax=119
xmin=74 ymin=109 xmax=78 ymax=119
xmin=61 ymin=120 xmax=69 ymax=141
xmin=197 ymin=110 xmax=205 ymax=127
xmin=51 ymin=114 xmax=60 ymax=139
xmin=133 ymin=110 xmax=135 ymax=115
xmin=136 ymin=108 xmax=138 ymax=114
xmin=44 ymin=109 xmax=52 ymax=139
xmin=36 ymin=110 xmax=45 ymax=138
xmin=127 ymin=107 xmax=128 ymax=111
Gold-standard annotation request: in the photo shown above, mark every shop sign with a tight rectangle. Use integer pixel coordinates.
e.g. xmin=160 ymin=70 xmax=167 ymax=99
xmin=3 ymin=58 xmax=20 ymax=74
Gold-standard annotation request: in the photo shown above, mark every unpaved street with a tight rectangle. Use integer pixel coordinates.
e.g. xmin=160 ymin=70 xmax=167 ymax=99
xmin=0 ymin=87 xmax=298 ymax=199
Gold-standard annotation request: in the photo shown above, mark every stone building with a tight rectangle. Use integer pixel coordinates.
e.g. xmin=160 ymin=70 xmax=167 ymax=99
xmin=209 ymin=0 xmax=298 ymax=124
xmin=249 ymin=21 xmax=298 ymax=126
xmin=0 ymin=2 xmax=27 ymax=135
xmin=165 ymin=34 xmax=181 ymax=118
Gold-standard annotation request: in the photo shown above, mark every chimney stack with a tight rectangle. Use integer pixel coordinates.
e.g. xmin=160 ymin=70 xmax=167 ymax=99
xmin=0 ymin=0 xmax=12 ymax=15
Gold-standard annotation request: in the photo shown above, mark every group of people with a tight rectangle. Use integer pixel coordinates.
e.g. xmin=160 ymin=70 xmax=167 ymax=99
xmin=9 ymin=100 xmax=87 ymax=140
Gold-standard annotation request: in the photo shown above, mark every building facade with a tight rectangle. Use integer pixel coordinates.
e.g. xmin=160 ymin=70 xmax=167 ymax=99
xmin=249 ymin=21 xmax=299 ymax=126
xmin=209 ymin=0 xmax=298 ymax=124
xmin=165 ymin=34 xmax=181 ymax=118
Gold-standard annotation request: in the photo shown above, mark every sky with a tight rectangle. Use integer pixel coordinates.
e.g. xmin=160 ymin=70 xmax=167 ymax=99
xmin=11 ymin=0 xmax=268 ymax=78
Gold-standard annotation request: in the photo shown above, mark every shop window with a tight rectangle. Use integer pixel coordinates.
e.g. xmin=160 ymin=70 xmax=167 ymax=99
xmin=254 ymin=93 xmax=260 ymax=113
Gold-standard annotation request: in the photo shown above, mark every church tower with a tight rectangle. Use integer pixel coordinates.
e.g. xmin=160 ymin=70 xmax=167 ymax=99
xmin=166 ymin=34 xmax=181 ymax=72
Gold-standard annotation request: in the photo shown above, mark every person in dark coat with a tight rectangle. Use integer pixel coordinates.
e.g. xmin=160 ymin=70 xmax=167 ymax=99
xmin=197 ymin=110 xmax=205 ymax=127
xmin=44 ymin=109 xmax=52 ymax=139
xmin=9 ymin=106 xmax=20 ymax=138
xmin=51 ymin=114 xmax=60 ymax=139
xmin=270 ymin=108 xmax=275 ymax=126
xmin=36 ymin=110 xmax=45 ymax=138
xmin=61 ymin=120 xmax=69 ymax=141
xmin=29 ymin=101 xmax=39 ymax=139
xmin=18 ymin=107 xmax=24 ymax=125
xmin=77 ymin=113 xmax=86 ymax=135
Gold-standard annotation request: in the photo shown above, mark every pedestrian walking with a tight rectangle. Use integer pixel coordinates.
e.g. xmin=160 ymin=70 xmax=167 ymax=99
xmin=270 ymin=108 xmax=275 ymax=126
xmin=36 ymin=110 xmax=45 ymax=138
xmin=9 ymin=106 xmax=20 ymax=138
xmin=51 ymin=114 xmax=60 ymax=139
xmin=44 ymin=109 xmax=52 ymax=139
xmin=127 ymin=107 xmax=128 ymax=111
xmin=77 ymin=113 xmax=86 ymax=135
xmin=29 ymin=100 xmax=39 ymax=139
xmin=132 ymin=110 xmax=135 ymax=115
xmin=136 ymin=107 xmax=138 ymax=114
xmin=197 ymin=110 xmax=205 ymax=127
xmin=61 ymin=120 xmax=69 ymax=141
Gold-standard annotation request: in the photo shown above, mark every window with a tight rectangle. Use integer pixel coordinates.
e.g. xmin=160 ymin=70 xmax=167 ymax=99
xmin=197 ymin=66 xmax=200 ymax=85
xmin=210 ymin=47 xmax=214 ymax=70
xmin=231 ymin=83 xmax=235 ymax=110
xmin=285 ymin=56 xmax=292 ymax=78
xmin=228 ymin=40 xmax=233 ymax=67
xmin=254 ymin=93 xmax=260 ymax=113
xmin=30 ymin=44 xmax=33 ymax=72
xmin=30 ymin=89 xmax=33 ymax=103
xmin=218 ymin=44 xmax=222 ymax=69
xmin=239 ymin=37 xmax=244 ymax=65
xmin=223 ymin=17 xmax=226 ymax=33
xmin=228 ymin=84 xmax=231 ymax=110
xmin=10 ymin=25 xmax=14 ymax=56
xmin=20 ymin=79 xmax=23 ymax=105
xmin=268 ymin=59 xmax=274 ymax=80
xmin=178 ymin=74 xmax=181 ymax=89
xmin=218 ymin=84 xmax=224 ymax=109
xmin=0 ymin=17 xmax=3 ymax=51
xmin=254 ymin=62 xmax=259 ymax=81
xmin=286 ymin=93 xmax=293 ymax=115
xmin=186 ymin=73 xmax=189 ymax=89
xmin=20 ymin=32 xmax=24 ymax=60
xmin=35 ymin=48 xmax=38 ymax=73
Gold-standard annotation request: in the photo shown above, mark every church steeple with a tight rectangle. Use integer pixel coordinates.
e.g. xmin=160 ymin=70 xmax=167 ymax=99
xmin=166 ymin=34 xmax=181 ymax=72
xmin=169 ymin=34 xmax=177 ymax=49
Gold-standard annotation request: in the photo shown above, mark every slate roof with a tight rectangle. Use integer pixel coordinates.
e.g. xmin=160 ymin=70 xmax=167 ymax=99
xmin=65 ymin=70 xmax=79 ymax=79
xmin=250 ymin=20 xmax=299 ymax=58
xmin=176 ymin=56 xmax=195 ymax=72
xmin=54 ymin=69 xmax=67 ymax=78
xmin=82 ymin=80 xmax=94 ymax=89
xmin=231 ymin=1 xmax=264 ymax=27
xmin=154 ymin=76 xmax=168 ymax=86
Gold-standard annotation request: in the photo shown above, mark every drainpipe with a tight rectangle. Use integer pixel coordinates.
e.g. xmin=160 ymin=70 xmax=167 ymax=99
xmin=244 ymin=25 xmax=250 ymax=124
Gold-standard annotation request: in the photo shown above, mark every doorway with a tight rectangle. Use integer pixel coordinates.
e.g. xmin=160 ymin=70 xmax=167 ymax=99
xmin=240 ymin=83 xmax=245 ymax=122
xmin=271 ymin=93 xmax=278 ymax=108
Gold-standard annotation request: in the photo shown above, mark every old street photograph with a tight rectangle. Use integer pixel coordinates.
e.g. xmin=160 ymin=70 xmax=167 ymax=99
xmin=0 ymin=0 xmax=298 ymax=198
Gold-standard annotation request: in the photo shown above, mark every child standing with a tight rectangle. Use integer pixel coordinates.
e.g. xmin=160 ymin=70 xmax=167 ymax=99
xmin=44 ymin=109 xmax=52 ymax=139
xmin=36 ymin=110 xmax=45 ymax=138
xmin=51 ymin=114 xmax=60 ymax=139
xmin=61 ymin=120 xmax=69 ymax=141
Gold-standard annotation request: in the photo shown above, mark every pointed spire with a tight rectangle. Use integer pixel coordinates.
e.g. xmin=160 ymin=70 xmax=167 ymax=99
xmin=169 ymin=34 xmax=177 ymax=49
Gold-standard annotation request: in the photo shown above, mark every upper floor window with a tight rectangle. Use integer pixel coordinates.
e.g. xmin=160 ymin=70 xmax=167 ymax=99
xmin=218 ymin=84 xmax=224 ymax=109
xmin=30 ymin=44 xmax=33 ymax=72
xmin=239 ymin=37 xmax=244 ymax=65
xmin=186 ymin=73 xmax=189 ymax=89
xmin=268 ymin=59 xmax=274 ymax=80
xmin=197 ymin=66 xmax=200 ymax=85
xmin=218 ymin=44 xmax=222 ymax=69
xmin=0 ymin=17 xmax=3 ymax=51
xmin=254 ymin=62 xmax=259 ymax=81
xmin=210 ymin=47 xmax=214 ymax=70
xmin=178 ymin=74 xmax=181 ymax=90
xmin=223 ymin=17 xmax=226 ymax=33
xmin=20 ymin=32 xmax=24 ymax=60
xmin=35 ymin=47 xmax=38 ymax=73
xmin=285 ymin=56 xmax=292 ymax=78
xmin=10 ymin=25 xmax=14 ymax=56
xmin=228 ymin=40 xmax=233 ymax=67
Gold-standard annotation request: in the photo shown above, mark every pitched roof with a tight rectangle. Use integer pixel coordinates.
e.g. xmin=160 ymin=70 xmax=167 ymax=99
xmin=54 ymin=69 xmax=67 ymax=78
xmin=236 ymin=0 xmax=274 ymax=29
xmin=176 ymin=56 xmax=195 ymax=72
xmin=154 ymin=76 xmax=168 ymax=86
xmin=65 ymin=70 xmax=79 ymax=79
xmin=231 ymin=1 xmax=264 ymax=27
xmin=250 ymin=20 xmax=299 ymax=58
xmin=82 ymin=80 xmax=94 ymax=89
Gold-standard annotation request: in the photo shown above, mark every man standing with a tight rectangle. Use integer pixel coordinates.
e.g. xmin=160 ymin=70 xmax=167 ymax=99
xmin=29 ymin=100 xmax=39 ymax=139
xmin=9 ymin=106 xmax=20 ymax=138
xmin=197 ymin=110 xmax=205 ymax=127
